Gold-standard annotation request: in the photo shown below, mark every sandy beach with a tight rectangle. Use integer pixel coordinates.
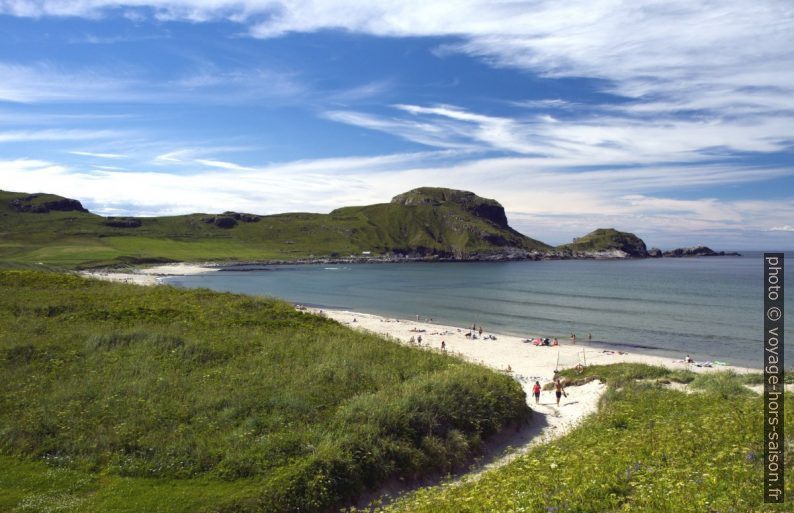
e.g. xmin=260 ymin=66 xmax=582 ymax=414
xmin=79 ymin=265 xmax=759 ymax=453
xmin=78 ymin=262 xmax=220 ymax=286
xmin=304 ymin=307 xmax=757 ymax=459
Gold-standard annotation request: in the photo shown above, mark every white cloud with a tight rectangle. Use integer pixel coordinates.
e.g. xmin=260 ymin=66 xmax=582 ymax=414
xmin=0 ymin=129 xmax=121 ymax=143
xmin=0 ymin=62 xmax=305 ymax=104
xmin=326 ymin=103 xmax=794 ymax=166
xmin=69 ymin=150 xmax=126 ymax=159
xmin=770 ymin=225 xmax=794 ymax=232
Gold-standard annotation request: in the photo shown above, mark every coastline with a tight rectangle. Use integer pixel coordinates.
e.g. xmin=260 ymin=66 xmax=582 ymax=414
xmin=306 ymin=307 xmax=757 ymax=378
xmin=78 ymin=263 xmax=760 ymax=461
xmin=78 ymin=262 xmax=221 ymax=286
xmin=79 ymin=262 xmax=759 ymax=376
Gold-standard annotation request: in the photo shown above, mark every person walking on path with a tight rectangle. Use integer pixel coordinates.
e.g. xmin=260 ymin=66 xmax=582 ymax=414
xmin=554 ymin=378 xmax=566 ymax=406
xmin=532 ymin=381 xmax=541 ymax=404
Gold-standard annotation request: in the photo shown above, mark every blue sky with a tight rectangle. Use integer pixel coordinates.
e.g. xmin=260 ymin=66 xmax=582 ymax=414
xmin=1 ymin=1 xmax=793 ymax=249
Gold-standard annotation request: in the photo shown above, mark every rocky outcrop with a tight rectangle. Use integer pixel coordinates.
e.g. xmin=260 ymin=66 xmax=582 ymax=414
xmin=391 ymin=187 xmax=508 ymax=228
xmin=201 ymin=212 xmax=261 ymax=229
xmin=105 ymin=217 xmax=142 ymax=228
xmin=10 ymin=194 xmax=88 ymax=214
xmin=647 ymin=247 xmax=663 ymax=258
xmin=222 ymin=211 xmax=261 ymax=223
xmin=663 ymin=246 xmax=741 ymax=257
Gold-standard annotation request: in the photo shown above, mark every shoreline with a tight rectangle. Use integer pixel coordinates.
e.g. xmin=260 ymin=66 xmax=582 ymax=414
xmin=305 ymin=307 xmax=758 ymax=377
xmin=80 ymin=262 xmax=760 ymax=373
xmin=78 ymin=264 xmax=760 ymax=465
xmin=78 ymin=262 xmax=221 ymax=286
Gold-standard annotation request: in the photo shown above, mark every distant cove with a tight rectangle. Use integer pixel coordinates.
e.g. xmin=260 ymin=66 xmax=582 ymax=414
xmin=165 ymin=252 xmax=792 ymax=368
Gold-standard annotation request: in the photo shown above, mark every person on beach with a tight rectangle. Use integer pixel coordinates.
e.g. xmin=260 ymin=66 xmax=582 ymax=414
xmin=417 ymin=335 xmax=422 ymax=345
xmin=685 ymin=354 xmax=693 ymax=363
xmin=554 ymin=378 xmax=566 ymax=406
xmin=441 ymin=340 xmax=446 ymax=351
xmin=532 ymin=381 xmax=541 ymax=404
xmin=588 ymin=332 xmax=592 ymax=341
xmin=571 ymin=333 xmax=576 ymax=345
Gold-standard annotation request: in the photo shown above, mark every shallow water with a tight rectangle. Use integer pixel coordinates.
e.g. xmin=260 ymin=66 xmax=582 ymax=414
xmin=165 ymin=252 xmax=791 ymax=368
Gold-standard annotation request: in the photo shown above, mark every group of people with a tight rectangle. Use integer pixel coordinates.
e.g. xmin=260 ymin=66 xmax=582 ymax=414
xmin=531 ymin=378 xmax=567 ymax=406
xmin=569 ymin=332 xmax=593 ymax=345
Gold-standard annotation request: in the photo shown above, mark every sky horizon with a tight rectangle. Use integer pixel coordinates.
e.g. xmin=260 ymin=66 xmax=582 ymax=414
xmin=1 ymin=1 xmax=793 ymax=250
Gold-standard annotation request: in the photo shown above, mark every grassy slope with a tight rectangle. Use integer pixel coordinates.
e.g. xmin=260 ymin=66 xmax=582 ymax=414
xmin=376 ymin=364 xmax=793 ymax=513
xmin=0 ymin=271 xmax=530 ymax=513
xmin=0 ymin=190 xmax=549 ymax=269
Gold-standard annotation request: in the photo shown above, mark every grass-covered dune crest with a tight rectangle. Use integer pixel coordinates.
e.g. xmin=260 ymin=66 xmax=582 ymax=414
xmin=0 ymin=270 xmax=530 ymax=512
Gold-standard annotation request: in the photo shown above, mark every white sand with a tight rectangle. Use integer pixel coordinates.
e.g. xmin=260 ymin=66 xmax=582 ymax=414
xmin=307 ymin=308 xmax=757 ymax=456
xmin=78 ymin=262 xmax=220 ymax=286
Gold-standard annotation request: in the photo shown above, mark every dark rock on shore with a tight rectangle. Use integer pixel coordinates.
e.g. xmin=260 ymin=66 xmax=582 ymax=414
xmin=647 ymin=247 xmax=663 ymax=258
xmin=662 ymin=246 xmax=740 ymax=257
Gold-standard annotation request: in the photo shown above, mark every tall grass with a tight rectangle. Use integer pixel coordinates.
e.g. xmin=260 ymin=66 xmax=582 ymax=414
xmin=0 ymin=270 xmax=530 ymax=512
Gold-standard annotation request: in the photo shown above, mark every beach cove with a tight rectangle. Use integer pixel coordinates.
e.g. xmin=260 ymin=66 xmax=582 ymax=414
xmin=80 ymin=262 xmax=760 ymax=460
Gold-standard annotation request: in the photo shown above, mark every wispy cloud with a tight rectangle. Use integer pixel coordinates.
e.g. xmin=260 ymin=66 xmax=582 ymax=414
xmin=0 ymin=61 xmax=305 ymax=104
xmin=0 ymin=129 xmax=122 ymax=143
xmin=325 ymin=103 xmax=794 ymax=167
xmin=69 ymin=150 xmax=126 ymax=159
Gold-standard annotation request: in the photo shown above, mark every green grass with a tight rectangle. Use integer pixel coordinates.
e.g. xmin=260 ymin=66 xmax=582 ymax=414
xmin=0 ymin=270 xmax=530 ymax=512
xmin=375 ymin=367 xmax=793 ymax=513
xmin=0 ymin=188 xmax=549 ymax=269
xmin=550 ymin=363 xmax=696 ymax=388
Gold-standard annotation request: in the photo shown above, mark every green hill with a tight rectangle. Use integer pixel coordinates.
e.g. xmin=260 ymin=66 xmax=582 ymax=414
xmin=0 ymin=188 xmax=549 ymax=269
xmin=557 ymin=228 xmax=648 ymax=257
xmin=0 ymin=270 xmax=530 ymax=513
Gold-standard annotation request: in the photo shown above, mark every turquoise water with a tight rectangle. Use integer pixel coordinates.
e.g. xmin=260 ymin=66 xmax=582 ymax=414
xmin=165 ymin=252 xmax=790 ymax=368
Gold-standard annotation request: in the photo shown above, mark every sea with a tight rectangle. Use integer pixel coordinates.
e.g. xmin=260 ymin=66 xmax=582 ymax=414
xmin=164 ymin=252 xmax=791 ymax=369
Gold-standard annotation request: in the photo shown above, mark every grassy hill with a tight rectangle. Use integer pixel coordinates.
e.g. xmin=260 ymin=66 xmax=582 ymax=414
xmin=377 ymin=364 xmax=793 ymax=513
xmin=0 ymin=188 xmax=550 ymax=269
xmin=0 ymin=270 xmax=530 ymax=513
xmin=557 ymin=228 xmax=648 ymax=257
